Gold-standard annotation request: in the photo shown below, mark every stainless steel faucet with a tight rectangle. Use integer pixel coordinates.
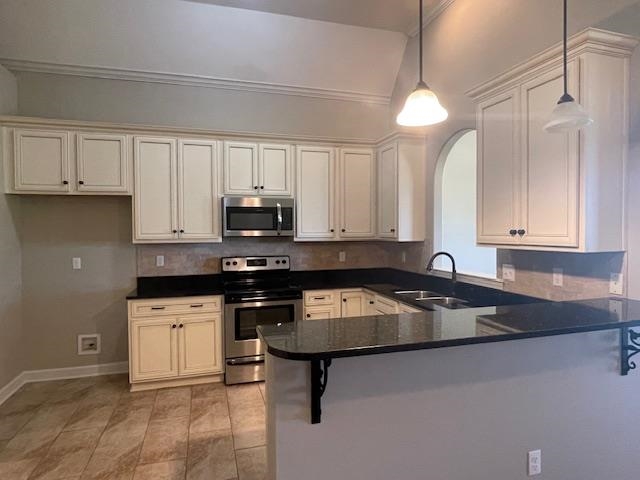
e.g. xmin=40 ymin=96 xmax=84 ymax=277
xmin=426 ymin=251 xmax=457 ymax=283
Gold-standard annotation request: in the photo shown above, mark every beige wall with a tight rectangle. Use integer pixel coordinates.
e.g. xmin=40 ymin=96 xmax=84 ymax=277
xmin=20 ymin=196 xmax=136 ymax=371
xmin=0 ymin=65 xmax=21 ymax=389
xmin=391 ymin=0 xmax=640 ymax=299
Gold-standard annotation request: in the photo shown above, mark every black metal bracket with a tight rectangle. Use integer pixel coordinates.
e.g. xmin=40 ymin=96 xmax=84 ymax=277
xmin=621 ymin=327 xmax=640 ymax=375
xmin=310 ymin=358 xmax=332 ymax=424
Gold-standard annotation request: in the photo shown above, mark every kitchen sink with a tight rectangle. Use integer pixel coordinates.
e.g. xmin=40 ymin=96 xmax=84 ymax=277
xmin=415 ymin=296 xmax=469 ymax=308
xmin=394 ymin=290 xmax=441 ymax=298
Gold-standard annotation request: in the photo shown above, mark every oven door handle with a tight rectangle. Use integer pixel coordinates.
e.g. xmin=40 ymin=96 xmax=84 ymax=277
xmin=226 ymin=356 xmax=265 ymax=366
xmin=276 ymin=202 xmax=283 ymax=234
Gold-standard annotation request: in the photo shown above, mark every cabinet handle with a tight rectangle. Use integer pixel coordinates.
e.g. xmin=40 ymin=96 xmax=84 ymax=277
xmin=62 ymin=180 xmax=69 ymax=185
xmin=254 ymin=186 xmax=258 ymax=190
xmin=313 ymin=297 xmax=326 ymax=300
xmin=306 ymin=314 xmax=311 ymax=318
xmin=330 ymin=229 xmax=334 ymax=233
xmin=151 ymin=306 xmax=166 ymax=310
xmin=78 ymin=180 xmax=84 ymax=185
xmin=190 ymin=304 xmax=204 ymax=308
xmin=369 ymin=301 xmax=374 ymax=305
xmin=172 ymin=230 xmax=177 ymax=234
xmin=517 ymin=229 xmax=526 ymax=236
xmin=509 ymin=229 xmax=517 ymax=236
xmin=341 ymin=229 xmax=346 ymax=233
xmin=260 ymin=186 xmax=264 ymax=189
xmin=343 ymin=298 xmax=347 ymax=302
xmin=179 ymin=324 xmax=184 ymax=328
xmin=172 ymin=324 xmax=177 ymax=329
xmin=390 ymin=228 xmax=395 ymax=233
xmin=179 ymin=229 xmax=185 ymax=234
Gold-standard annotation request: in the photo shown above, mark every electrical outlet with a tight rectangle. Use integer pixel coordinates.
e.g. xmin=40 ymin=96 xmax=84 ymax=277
xmin=77 ymin=334 xmax=101 ymax=355
xmin=72 ymin=257 xmax=82 ymax=270
xmin=610 ymin=273 xmax=624 ymax=296
xmin=339 ymin=251 xmax=346 ymax=263
xmin=502 ymin=264 xmax=516 ymax=282
xmin=401 ymin=251 xmax=407 ymax=264
xmin=552 ymin=268 xmax=563 ymax=287
xmin=156 ymin=255 xmax=165 ymax=267
xmin=528 ymin=449 xmax=542 ymax=476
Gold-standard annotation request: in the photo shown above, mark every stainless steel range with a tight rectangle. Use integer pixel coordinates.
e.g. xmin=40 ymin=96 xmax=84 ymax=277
xmin=222 ymin=255 xmax=302 ymax=384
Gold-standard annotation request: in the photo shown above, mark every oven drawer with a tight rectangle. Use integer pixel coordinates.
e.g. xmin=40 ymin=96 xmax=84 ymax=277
xmin=304 ymin=290 xmax=338 ymax=306
xmin=129 ymin=296 xmax=222 ymax=318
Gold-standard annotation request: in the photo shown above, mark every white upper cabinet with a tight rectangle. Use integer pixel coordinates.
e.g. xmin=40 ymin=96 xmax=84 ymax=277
xmin=223 ymin=141 xmax=291 ymax=196
xmin=376 ymin=138 xmax=427 ymax=242
xmin=469 ymin=28 xmax=637 ymax=252
xmin=76 ymin=133 xmax=128 ymax=193
xmin=134 ymin=137 xmax=178 ymax=242
xmin=224 ymin=141 xmax=258 ymax=195
xmin=134 ymin=136 xmax=221 ymax=244
xmin=338 ymin=148 xmax=375 ymax=238
xmin=13 ymin=129 xmax=70 ymax=192
xmin=259 ymin=143 xmax=292 ymax=196
xmin=296 ymin=145 xmax=336 ymax=240
xmin=178 ymin=139 xmax=219 ymax=241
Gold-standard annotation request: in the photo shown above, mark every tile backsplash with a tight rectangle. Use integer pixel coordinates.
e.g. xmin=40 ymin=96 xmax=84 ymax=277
xmin=137 ymin=238 xmax=427 ymax=277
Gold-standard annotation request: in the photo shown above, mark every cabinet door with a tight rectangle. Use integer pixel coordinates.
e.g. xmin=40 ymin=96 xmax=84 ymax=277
xmin=340 ymin=291 xmax=364 ymax=318
xmin=304 ymin=305 xmax=339 ymax=320
xmin=177 ymin=314 xmax=222 ymax=376
xmin=374 ymin=295 xmax=399 ymax=314
xmin=519 ymin=64 xmax=579 ymax=247
xmin=76 ymin=133 xmax=129 ymax=193
xmin=224 ymin=141 xmax=258 ymax=195
xmin=477 ymin=89 xmax=521 ymax=245
xmin=296 ymin=146 xmax=336 ymax=239
xmin=339 ymin=148 xmax=376 ymax=238
xmin=178 ymin=139 xmax=219 ymax=241
xmin=130 ymin=317 xmax=179 ymax=382
xmin=13 ymin=129 xmax=70 ymax=192
xmin=259 ymin=144 xmax=291 ymax=196
xmin=134 ymin=137 xmax=178 ymax=241
xmin=378 ymin=143 xmax=398 ymax=238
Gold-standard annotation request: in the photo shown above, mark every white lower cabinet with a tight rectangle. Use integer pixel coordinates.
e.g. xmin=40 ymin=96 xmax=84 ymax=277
xmin=304 ymin=289 xmax=409 ymax=319
xmin=128 ymin=296 xmax=223 ymax=390
xmin=373 ymin=295 xmax=399 ymax=315
xmin=340 ymin=290 xmax=365 ymax=317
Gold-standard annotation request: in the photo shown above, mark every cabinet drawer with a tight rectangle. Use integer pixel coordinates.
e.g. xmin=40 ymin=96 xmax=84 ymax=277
xmin=304 ymin=305 xmax=339 ymax=320
xmin=129 ymin=296 xmax=222 ymax=318
xmin=304 ymin=290 xmax=338 ymax=306
xmin=374 ymin=295 xmax=398 ymax=314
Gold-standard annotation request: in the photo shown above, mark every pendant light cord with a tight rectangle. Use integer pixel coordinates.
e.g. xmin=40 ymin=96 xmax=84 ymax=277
xmin=563 ymin=0 xmax=568 ymax=96
xmin=419 ymin=0 xmax=424 ymax=85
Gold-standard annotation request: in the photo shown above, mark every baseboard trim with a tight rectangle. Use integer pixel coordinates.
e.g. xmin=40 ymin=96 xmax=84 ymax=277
xmin=0 ymin=361 xmax=129 ymax=406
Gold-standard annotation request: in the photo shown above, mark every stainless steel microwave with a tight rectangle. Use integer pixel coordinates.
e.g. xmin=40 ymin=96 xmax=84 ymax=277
xmin=222 ymin=197 xmax=295 ymax=237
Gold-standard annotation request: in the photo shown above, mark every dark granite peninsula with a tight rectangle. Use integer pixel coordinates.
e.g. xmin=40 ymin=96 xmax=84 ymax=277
xmin=259 ymin=297 xmax=640 ymax=480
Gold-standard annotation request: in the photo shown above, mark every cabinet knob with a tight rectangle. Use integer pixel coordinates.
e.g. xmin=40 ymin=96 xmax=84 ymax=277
xmin=390 ymin=228 xmax=395 ymax=233
xmin=369 ymin=301 xmax=374 ymax=305
xmin=260 ymin=186 xmax=264 ymax=189
xmin=78 ymin=180 xmax=84 ymax=185
xmin=254 ymin=186 xmax=258 ymax=190
xmin=343 ymin=298 xmax=347 ymax=302
xmin=172 ymin=230 xmax=178 ymax=234
xmin=509 ymin=229 xmax=517 ymax=236
xmin=330 ymin=229 xmax=334 ymax=233
xmin=306 ymin=314 xmax=311 ymax=318
xmin=179 ymin=324 xmax=184 ymax=328
xmin=517 ymin=229 xmax=526 ymax=236
xmin=62 ymin=180 xmax=69 ymax=185
xmin=341 ymin=229 xmax=346 ymax=233
xmin=172 ymin=324 xmax=177 ymax=329
xmin=179 ymin=229 xmax=185 ymax=234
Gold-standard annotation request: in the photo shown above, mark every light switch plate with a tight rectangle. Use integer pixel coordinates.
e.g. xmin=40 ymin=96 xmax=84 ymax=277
xmin=156 ymin=255 xmax=165 ymax=267
xmin=528 ymin=449 xmax=542 ymax=476
xmin=552 ymin=268 xmax=563 ymax=287
xmin=401 ymin=251 xmax=407 ymax=264
xmin=502 ymin=264 xmax=516 ymax=282
xmin=72 ymin=257 xmax=82 ymax=270
xmin=339 ymin=251 xmax=346 ymax=263
xmin=610 ymin=273 xmax=624 ymax=296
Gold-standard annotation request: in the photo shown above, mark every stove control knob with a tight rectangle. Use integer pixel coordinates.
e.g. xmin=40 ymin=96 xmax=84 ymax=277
xmin=275 ymin=260 xmax=281 ymax=264
xmin=225 ymin=261 xmax=231 ymax=266
xmin=233 ymin=261 xmax=238 ymax=266
xmin=282 ymin=259 xmax=287 ymax=264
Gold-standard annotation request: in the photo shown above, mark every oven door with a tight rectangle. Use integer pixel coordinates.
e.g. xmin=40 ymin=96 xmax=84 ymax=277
xmin=223 ymin=197 xmax=294 ymax=237
xmin=224 ymin=298 xmax=301 ymax=358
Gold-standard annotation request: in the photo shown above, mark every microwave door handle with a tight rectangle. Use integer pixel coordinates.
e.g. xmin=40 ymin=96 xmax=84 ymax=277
xmin=276 ymin=202 xmax=283 ymax=234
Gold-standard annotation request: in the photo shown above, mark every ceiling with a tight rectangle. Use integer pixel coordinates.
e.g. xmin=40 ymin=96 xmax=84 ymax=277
xmin=187 ymin=0 xmax=446 ymax=33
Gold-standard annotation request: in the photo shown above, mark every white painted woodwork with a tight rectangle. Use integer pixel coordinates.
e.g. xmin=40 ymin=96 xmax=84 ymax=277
xmin=76 ymin=133 xmax=128 ymax=193
xmin=304 ymin=305 xmax=339 ymax=320
xmin=374 ymin=295 xmax=399 ymax=314
xmin=519 ymin=64 xmax=579 ymax=247
xmin=296 ymin=146 xmax=336 ymax=240
xmin=178 ymin=139 xmax=219 ymax=240
xmin=377 ymin=143 xmax=397 ymax=238
xmin=470 ymin=29 xmax=635 ymax=252
xmin=259 ymin=143 xmax=292 ymax=196
xmin=339 ymin=148 xmax=376 ymax=238
xmin=340 ymin=291 xmax=364 ymax=318
xmin=304 ymin=290 xmax=339 ymax=307
xmin=130 ymin=317 xmax=179 ymax=382
xmin=224 ymin=141 xmax=258 ymax=195
xmin=129 ymin=296 xmax=222 ymax=318
xmin=476 ymin=89 xmax=520 ymax=245
xmin=178 ymin=314 xmax=223 ymax=376
xmin=13 ymin=129 xmax=70 ymax=192
xmin=133 ymin=137 xmax=178 ymax=241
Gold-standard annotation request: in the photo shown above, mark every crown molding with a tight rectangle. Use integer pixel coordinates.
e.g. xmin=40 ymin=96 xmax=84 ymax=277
xmin=0 ymin=58 xmax=391 ymax=106
xmin=466 ymin=28 xmax=640 ymax=100
xmin=407 ymin=0 xmax=456 ymax=37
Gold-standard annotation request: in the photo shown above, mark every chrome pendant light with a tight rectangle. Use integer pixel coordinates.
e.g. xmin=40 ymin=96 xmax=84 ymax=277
xmin=396 ymin=0 xmax=448 ymax=127
xmin=544 ymin=0 xmax=592 ymax=133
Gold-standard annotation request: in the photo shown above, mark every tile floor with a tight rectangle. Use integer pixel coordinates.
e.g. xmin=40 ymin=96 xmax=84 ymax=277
xmin=0 ymin=375 xmax=267 ymax=480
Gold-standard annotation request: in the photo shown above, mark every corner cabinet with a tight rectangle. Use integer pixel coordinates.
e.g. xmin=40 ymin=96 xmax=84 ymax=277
xmin=133 ymin=136 xmax=220 ymax=243
xmin=223 ymin=141 xmax=292 ymax=196
xmin=469 ymin=28 xmax=637 ymax=252
xmin=128 ymin=296 xmax=223 ymax=391
xmin=376 ymin=138 xmax=427 ymax=241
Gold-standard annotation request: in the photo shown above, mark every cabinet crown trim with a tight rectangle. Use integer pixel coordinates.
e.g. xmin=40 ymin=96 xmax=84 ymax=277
xmin=466 ymin=28 xmax=639 ymax=100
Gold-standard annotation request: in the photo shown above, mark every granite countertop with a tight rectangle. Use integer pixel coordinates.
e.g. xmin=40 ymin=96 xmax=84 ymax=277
xmin=258 ymin=298 xmax=640 ymax=361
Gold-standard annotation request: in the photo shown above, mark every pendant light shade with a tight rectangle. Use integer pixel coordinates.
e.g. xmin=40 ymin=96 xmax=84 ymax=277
xmin=543 ymin=0 xmax=592 ymax=133
xmin=397 ymin=82 xmax=448 ymax=126
xmin=396 ymin=0 xmax=447 ymax=127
